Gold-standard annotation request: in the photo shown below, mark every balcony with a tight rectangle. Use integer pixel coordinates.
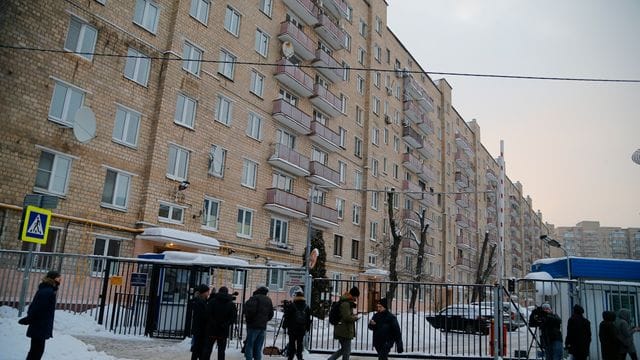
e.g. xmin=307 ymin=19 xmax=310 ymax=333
xmin=455 ymin=193 xmax=468 ymax=208
xmin=420 ymin=192 xmax=436 ymax=208
xmin=268 ymin=143 xmax=310 ymax=177
xmin=403 ymin=101 xmax=425 ymax=124
xmin=418 ymin=164 xmax=436 ymax=183
xmin=310 ymin=202 xmax=338 ymax=228
xmin=416 ymin=115 xmax=434 ymax=135
xmin=455 ymin=171 xmax=469 ymax=188
xmin=402 ymin=237 xmax=418 ymax=251
xmin=417 ymin=94 xmax=434 ymax=113
xmin=402 ymin=125 xmax=423 ymax=149
xmin=456 ymin=234 xmax=471 ymax=249
xmin=264 ymin=188 xmax=307 ymax=219
xmin=456 ymin=257 xmax=475 ymax=269
xmin=282 ymin=0 xmax=318 ymax=26
xmin=315 ymin=13 xmax=345 ymax=50
xmin=402 ymin=180 xmax=423 ymax=200
xmin=274 ymin=59 xmax=314 ymax=97
xmin=272 ymin=99 xmax=311 ymax=135
xmin=455 ymin=132 xmax=474 ymax=157
xmin=486 ymin=168 xmax=498 ymax=184
xmin=403 ymin=74 xmax=426 ymax=101
xmin=416 ymin=140 xmax=435 ymax=159
xmin=456 ymin=213 xmax=469 ymax=228
xmin=322 ymin=0 xmax=348 ymax=19
xmin=278 ymin=21 xmax=315 ymax=61
xmin=307 ymin=161 xmax=340 ymax=188
xmin=309 ymin=121 xmax=341 ymax=152
xmin=509 ymin=195 xmax=520 ymax=208
xmin=455 ymin=150 xmax=470 ymax=169
xmin=402 ymin=209 xmax=420 ymax=227
xmin=402 ymin=152 xmax=421 ymax=174
xmin=312 ymin=49 xmax=343 ymax=83
xmin=310 ymin=84 xmax=342 ymax=117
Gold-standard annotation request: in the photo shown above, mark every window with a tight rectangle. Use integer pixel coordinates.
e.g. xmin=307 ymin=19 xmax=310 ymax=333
xmin=357 ymin=47 xmax=365 ymax=65
xmin=182 ymin=41 xmax=203 ymax=75
xmin=383 ymin=157 xmax=387 ymax=173
xmin=272 ymin=172 xmax=293 ymax=192
xmin=383 ymin=128 xmax=389 ymax=145
xmin=189 ymin=0 xmax=210 ymax=24
xmin=270 ymin=218 xmax=289 ymax=247
xmin=224 ymin=6 xmax=241 ymax=36
xmin=312 ymin=189 xmax=326 ymax=205
xmin=246 ymin=112 xmax=263 ymax=140
xmin=158 ymin=202 xmax=185 ymax=224
xmin=371 ymin=191 xmax=379 ymax=210
xmin=278 ymin=89 xmax=298 ymax=106
xmin=393 ymin=136 xmax=400 ymax=152
xmin=371 ymin=158 xmax=379 ymax=177
xmin=101 ymin=168 xmax=131 ymax=210
xmin=112 ymin=105 xmax=141 ymax=147
xmin=64 ymin=17 xmax=97 ymax=60
xmin=202 ymin=197 xmax=220 ymax=230
xmin=255 ymin=29 xmax=270 ymax=57
xmin=359 ymin=19 xmax=367 ymax=37
xmin=312 ymin=147 xmax=328 ymax=165
xmin=355 ymin=106 xmax=363 ymax=126
xmin=236 ymin=208 xmax=253 ymax=238
xmin=267 ymin=267 xmax=284 ymax=290
xmin=373 ymin=71 xmax=380 ymax=88
xmin=174 ymin=93 xmax=197 ymax=128
xmin=215 ymin=95 xmax=233 ymax=125
xmin=352 ymin=204 xmax=361 ymax=225
xmin=354 ymin=137 xmax=362 ymax=158
xmin=342 ymin=62 xmax=350 ymax=81
xmin=346 ymin=6 xmax=353 ymax=21
xmin=250 ymin=70 xmax=265 ymax=97
xmin=356 ymin=75 xmax=365 ymax=95
xmin=35 ymin=149 xmax=73 ymax=196
xmin=133 ymin=0 xmax=159 ymax=33
xmin=167 ymin=144 xmax=189 ymax=181
xmin=124 ymin=48 xmax=150 ymax=85
xmin=368 ymin=254 xmax=377 ymax=266
xmin=372 ymin=96 xmax=380 ymax=115
xmin=208 ymin=145 xmax=226 ymax=177
xmin=351 ymin=239 xmax=360 ymax=260
xmin=334 ymin=234 xmax=343 ymax=256
xmin=393 ymin=164 xmax=399 ymax=179
xmin=372 ymin=128 xmax=379 ymax=145
xmin=92 ymin=237 xmax=121 ymax=275
xmin=343 ymin=33 xmax=351 ymax=52
xmin=241 ymin=159 xmax=258 ymax=189
xmin=609 ymin=292 xmax=637 ymax=325
xmin=336 ymin=198 xmax=345 ymax=219
xmin=48 ymin=81 xmax=85 ymax=126
xmin=373 ymin=45 xmax=381 ymax=63
xmin=276 ymin=129 xmax=296 ymax=148
xmin=218 ymin=49 xmax=236 ymax=79
xmin=339 ymin=127 xmax=346 ymax=148
xmin=405 ymin=255 xmax=413 ymax=270
xmin=338 ymin=161 xmax=346 ymax=183
xmin=370 ymin=221 xmax=379 ymax=241
xmin=375 ymin=16 xmax=382 ymax=34
xmin=354 ymin=170 xmax=362 ymax=190
xmin=232 ymin=269 xmax=246 ymax=287
xmin=260 ymin=0 xmax=273 ymax=16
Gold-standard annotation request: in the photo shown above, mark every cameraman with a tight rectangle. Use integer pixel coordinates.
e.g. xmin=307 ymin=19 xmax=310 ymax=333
xmin=529 ymin=303 xmax=563 ymax=360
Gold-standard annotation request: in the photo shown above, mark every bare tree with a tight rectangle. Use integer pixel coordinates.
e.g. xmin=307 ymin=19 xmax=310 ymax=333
xmin=409 ymin=209 xmax=430 ymax=311
xmin=385 ymin=190 xmax=402 ymax=306
xmin=471 ymin=231 xmax=497 ymax=302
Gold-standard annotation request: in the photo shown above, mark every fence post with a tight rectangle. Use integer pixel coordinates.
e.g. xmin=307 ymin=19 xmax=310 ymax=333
xmin=17 ymin=243 xmax=35 ymax=317
xmin=97 ymin=257 xmax=112 ymax=325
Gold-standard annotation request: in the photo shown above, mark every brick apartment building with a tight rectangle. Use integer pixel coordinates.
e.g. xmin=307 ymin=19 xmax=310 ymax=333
xmin=0 ymin=0 xmax=552 ymax=285
xmin=555 ymin=221 xmax=640 ymax=259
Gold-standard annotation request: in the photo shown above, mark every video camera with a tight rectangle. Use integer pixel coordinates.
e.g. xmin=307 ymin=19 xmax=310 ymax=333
xmin=529 ymin=306 xmax=548 ymax=327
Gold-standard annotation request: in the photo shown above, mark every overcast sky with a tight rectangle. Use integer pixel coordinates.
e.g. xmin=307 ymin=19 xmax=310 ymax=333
xmin=387 ymin=0 xmax=640 ymax=228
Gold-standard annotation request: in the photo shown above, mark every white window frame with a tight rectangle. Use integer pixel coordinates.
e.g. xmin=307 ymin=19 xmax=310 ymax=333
xmin=236 ymin=207 xmax=254 ymax=239
xmin=246 ymin=112 xmax=263 ymax=140
xmin=371 ymin=158 xmax=379 ymax=177
xmin=215 ymin=95 xmax=233 ymax=125
xmin=342 ymin=62 xmax=350 ymax=81
xmin=254 ymin=28 xmax=270 ymax=57
xmin=355 ymin=105 xmax=363 ymax=126
xmin=124 ymin=48 xmax=151 ymax=86
xmin=351 ymin=239 xmax=360 ymax=260
xmin=354 ymin=170 xmax=362 ymax=190
xmin=368 ymin=254 xmax=377 ymax=266
xmin=269 ymin=217 xmax=289 ymax=248
xmin=267 ymin=266 xmax=285 ymax=290
xmin=372 ymin=96 xmax=380 ymax=115
xmin=338 ymin=161 xmax=346 ymax=183
xmin=64 ymin=16 xmax=98 ymax=61
xmin=372 ymin=127 xmax=380 ymax=145
xmin=370 ymin=221 xmax=379 ymax=240
xmin=334 ymin=234 xmax=343 ymax=256
xmin=48 ymin=80 xmax=86 ymax=126
xmin=371 ymin=191 xmax=379 ymax=210
xmin=250 ymin=70 xmax=265 ymax=97
xmin=101 ymin=167 xmax=132 ymax=210
xmin=224 ymin=6 xmax=241 ymax=36
xmin=356 ymin=75 xmax=365 ymax=95
xmin=272 ymin=172 xmax=293 ymax=192
xmin=174 ymin=93 xmax=197 ymax=128
xmin=352 ymin=204 xmax=361 ymax=225
xmin=208 ymin=145 xmax=226 ymax=178
xmin=218 ymin=49 xmax=236 ymax=80
xmin=260 ymin=0 xmax=273 ymax=17
xmin=92 ymin=237 xmax=121 ymax=275
xmin=182 ymin=41 xmax=203 ymax=76
xmin=343 ymin=33 xmax=351 ymax=52
xmin=189 ymin=0 xmax=210 ymax=25
xmin=202 ymin=196 xmax=220 ymax=230
xmin=241 ymin=158 xmax=258 ymax=189
xmin=354 ymin=137 xmax=362 ymax=158
xmin=166 ymin=144 xmax=190 ymax=181
xmin=34 ymin=148 xmax=74 ymax=196
xmin=112 ymin=104 xmax=141 ymax=148
xmin=339 ymin=127 xmax=346 ymax=148
xmin=158 ymin=201 xmax=185 ymax=224
xmin=336 ymin=198 xmax=345 ymax=219
xmin=133 ymin=0 xmax=160 ymax=34
xmin=357 ymin=47 xmax=365 ymax=65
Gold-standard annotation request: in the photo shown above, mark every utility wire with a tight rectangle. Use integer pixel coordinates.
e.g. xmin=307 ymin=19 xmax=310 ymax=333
xmin=1 ymin=44 xmax=639 ymax=84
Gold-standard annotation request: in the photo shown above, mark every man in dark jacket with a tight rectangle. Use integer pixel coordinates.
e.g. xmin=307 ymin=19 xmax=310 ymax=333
xmin=244 ymin=286 xmax=274 ymax=360
xmin=368 ymin=298 xmax=403 ymax=360
xmin=599 ymin=311 xmax=619 ymax=360
xmin=565 ymin=304 xmax=591 ymax=360
xmin=615 ymin=308 xmax=639 ymax=360
xmin=190 ymin=284 xmax=210 ymax=360
xmin=529 ymin=303 xmax=563 ymax=360
xmin=328 ymin=286 xmax=361 ymax=360
xmin=204 ymin=286 xmax=237 ymax=360
xmin=283 ymin=291 xmax=312 ymax=360
xmin=19 ymin=270 xmax=61 ymax=360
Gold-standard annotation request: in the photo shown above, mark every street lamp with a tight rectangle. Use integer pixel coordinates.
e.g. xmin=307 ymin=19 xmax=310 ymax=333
xmin=540 ymin=235 xmax=571 ymax=280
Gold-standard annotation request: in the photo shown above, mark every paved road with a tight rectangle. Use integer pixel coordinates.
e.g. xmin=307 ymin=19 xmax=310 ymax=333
xmin=77 ymin=336 xmax=192 ymax=360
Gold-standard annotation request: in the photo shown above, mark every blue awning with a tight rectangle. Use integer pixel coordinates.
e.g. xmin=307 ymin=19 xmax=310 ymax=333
xmin=531 ymin=257 xmax=640 ymax=281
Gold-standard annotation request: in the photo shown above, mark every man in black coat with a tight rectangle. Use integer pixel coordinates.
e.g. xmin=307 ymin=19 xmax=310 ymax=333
xmin=244 ymin=286 xmax=274 ymax=360
xmin=283 ymin=291 xmax=311 ymax=360
xmin=367 ymin=298 xmax=403 ymax=360
xmin=204 ymin=286 xmax=237 ymax=360
xmin=191 ymin=284 xmax=210 ymax=360
xmin=529 ymin=303 xmax=563 ymax=360
xmin=565 ymin=304 xmax=591 ymax=360
xmin=19 ymin=270 xmax=61 ymax=360
xmin=599 ymin=311 xmax=619 ymax=360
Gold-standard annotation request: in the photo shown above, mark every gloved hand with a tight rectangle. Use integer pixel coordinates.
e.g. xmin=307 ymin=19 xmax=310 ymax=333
xmin=18 ymin=317 xmax=30 ymax=325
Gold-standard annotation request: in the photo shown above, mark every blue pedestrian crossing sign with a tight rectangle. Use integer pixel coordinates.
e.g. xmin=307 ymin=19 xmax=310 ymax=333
xmin=21 ymin=206 xmax=52 ymax=244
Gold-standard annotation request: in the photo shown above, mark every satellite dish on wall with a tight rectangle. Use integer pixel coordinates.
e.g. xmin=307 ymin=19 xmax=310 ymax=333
xmin=282 ymin=41 xmax=294 ymax=59
xmin=73 ymin=106 xmax=96 ymax=143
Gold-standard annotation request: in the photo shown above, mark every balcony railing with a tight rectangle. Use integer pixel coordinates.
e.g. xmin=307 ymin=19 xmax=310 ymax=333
xmin=418 ymin=164 xmax=436 ymax=183
xmin=455 ymin=171 xmax=469 ymax=188
xmin=455 ymin=193 xmax=468 ymax=208
xmin=264 ymin=188 xmax=307 ymax=218
xmin=416 ymin=140 xmax=435 ymax=159
xmin=416 ymin=115 xmax=434 ymax=135
xmin=310 ymin=202 xmax=338 ymax=228
xmin=315 ymin=13 xmax=346 ymax=50
xmin=403 ymin=74 xmax=426 ymax=101
xmin=402 ymin=180 xmax=423 ymax=200
xmin=456 ymin=213 xmax=469 ymax=228
xmin=310 ymin=84 xmax=342 ymax=116
xmin=455 ymin=132 xmax=474 ymax=156
xmin=268 ymin=143 xmax=310 ymax=177
xmin=322 ymin=0 xmax=348 ymax=19
xmin=309 ymin=121 xmax=341 ymax=152
xmin=312 ymin=49 xmax=343 ymax=82
xmin=274 ymin=59 xmax=314 ymax=97
xmin=402 ymin=153 xmax=421 ymax=174
xmin=278 ymin=21 xmax=315 ymax=61
xmin=456 ymin=257 xmax=475 ymax=269
xmin=401 ymin=209 xmax=420 ymax=226
xmin=486 ymin=168 xmax=498 ymax=184
xmin=272 ymin=99 xmax=311 ymax=135
xmin=455 ymin=150 xmax=470 ymax=169
xmin=402 ymin=125 xmax=423 ymax=149
xmin=403 ymin=101 xmax=425 ymax=124
xmin=308 ymin=161 xmax=340 ymax=188
xmin=282 ymin=0 xmax=318 ymax=26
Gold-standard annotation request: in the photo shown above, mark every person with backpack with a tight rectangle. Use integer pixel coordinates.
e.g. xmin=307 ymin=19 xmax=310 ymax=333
xmin=190 ymin=284 xmax=211 ymax=360
xmin=244 ymin=286 xmax=274 ymax=360
xmin=368 ymin=298 xmax=403 ymax=360
xmin=204 ymin=286 xmax=237 ymax=360
xmin=283 ymin=291 xmax=311 ymax=360
xmin=328 ymin=286 xmax=360 ymax=360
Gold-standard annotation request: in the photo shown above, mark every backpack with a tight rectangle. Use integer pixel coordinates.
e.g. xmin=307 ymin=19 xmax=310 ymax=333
xmin=328 ymin=300 xmax=343 ymax=326
xmin=293 ymin=306 xmax=307 ymax=327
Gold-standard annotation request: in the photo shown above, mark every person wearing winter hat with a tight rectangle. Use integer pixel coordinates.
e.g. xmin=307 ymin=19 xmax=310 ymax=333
xmin=368 ymin=298 xmax=403 ymax=360
xmin=244 ymin=285 xmax=274 ymax=360
xmin=328 ymin=286 xmax=361 ymax=360
xmin=283 ymin=291 xmax=311 ymax=360
xmin=530 ymin=303 xmax=563 ymax=360
xmin=190 ymin=284 xmax=210 ymax=360
xmin=19 ymin=269 xmax=62 ymax=360
xmin=204 ymin=286 xmax=237 ymax=360
xmin=565 ymin=304 xmax=591 ymax=360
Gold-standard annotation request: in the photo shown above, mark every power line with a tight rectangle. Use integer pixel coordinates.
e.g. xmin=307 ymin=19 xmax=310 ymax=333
xmin=1 ymin=44 xmax=639 ymax=84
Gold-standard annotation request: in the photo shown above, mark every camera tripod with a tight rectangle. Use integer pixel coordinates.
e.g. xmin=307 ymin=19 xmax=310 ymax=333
xmin=502 ymin=285 xmax=544 ymax=358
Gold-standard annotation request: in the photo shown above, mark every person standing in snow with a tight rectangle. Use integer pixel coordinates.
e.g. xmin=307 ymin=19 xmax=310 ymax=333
xmin=204 ymin=286 xmax=237 ymax=360
xmin=615 ymin=308 xmax=639 ymax=360
xmin=243 ymin=286 xmax=274 ymax=360
xmin=368 ymin=298 xmax=403 ymax=360
xmin=565 ymin=304 xmax=591 ymax=360
xmin=190 ymin=284 xmax=210 ymax=360
xmin=18 ymin=270 xmax=62 ymax=360
xmin=282 ymin=291 xmax=311 ymax=360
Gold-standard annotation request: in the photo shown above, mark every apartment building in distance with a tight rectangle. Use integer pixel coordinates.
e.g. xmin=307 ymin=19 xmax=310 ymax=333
xmin=0 ymin=0 xmax=552 ymax=286
xmin=555 ymin=221 xmax=640 ymax=259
